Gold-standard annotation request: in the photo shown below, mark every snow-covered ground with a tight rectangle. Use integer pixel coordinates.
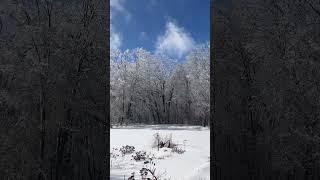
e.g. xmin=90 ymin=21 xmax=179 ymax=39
xmin=110 ymin=125 xmax=210 ymax=180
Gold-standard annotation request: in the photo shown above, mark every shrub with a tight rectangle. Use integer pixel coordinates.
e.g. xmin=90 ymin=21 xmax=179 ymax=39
xmin=133 ymin=151 xmax=147 ymax=161
xmin=120 ymin=145 xmax=135 ymax=156
xmin=152 ymin=133 xmax=177 ymax=150
xmin=139 ymin=159 xmax=157 ymax=180
xmin=171 ymin=146 xmax=185 ymax=154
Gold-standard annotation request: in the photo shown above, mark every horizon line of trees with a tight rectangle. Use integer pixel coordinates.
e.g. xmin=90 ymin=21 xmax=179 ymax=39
xmin=111 ymin=44 xmax=210 ymax=126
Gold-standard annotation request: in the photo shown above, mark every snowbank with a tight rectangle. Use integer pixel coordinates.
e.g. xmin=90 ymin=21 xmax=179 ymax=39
xmin=110 ymin=125 xmax=210 ymax=179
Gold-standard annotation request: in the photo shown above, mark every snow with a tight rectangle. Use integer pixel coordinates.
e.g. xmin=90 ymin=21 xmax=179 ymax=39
xmin=110 ymin=125 xmax=210 ymax=180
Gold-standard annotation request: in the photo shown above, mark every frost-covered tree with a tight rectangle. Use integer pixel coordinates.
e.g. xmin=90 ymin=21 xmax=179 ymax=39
xmin=110 ymin=45 xmax=209 ymax=126
xmin=184 ymin=44 xmax=210 ymax=126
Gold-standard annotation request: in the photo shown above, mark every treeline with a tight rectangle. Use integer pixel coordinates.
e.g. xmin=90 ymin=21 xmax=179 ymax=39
xmin=0 ymin=0 xmax=108 ymax=179
xmin=111 ymin=45 xmax=209 ymax=126
xmin=213 ymin=0 xmax=320 ymax=179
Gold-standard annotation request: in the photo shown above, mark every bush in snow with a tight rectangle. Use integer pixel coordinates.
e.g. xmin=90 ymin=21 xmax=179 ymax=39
xmin=120 ymin=145 xmax=135 ymax=156
xmin=152 ymin=133 xmax=177 ymax=150
xmin=110 ymin=148 xmax=121 ymax=158
xmin=110 ymin=152 xmax=119 ymax=158
xmin=133 ymin=151 xmax=147 ymax=161
xmin=139 ymin=159 xmax=158 ymax=180
xmin=171 ymin=146 xmax=185 ymax=154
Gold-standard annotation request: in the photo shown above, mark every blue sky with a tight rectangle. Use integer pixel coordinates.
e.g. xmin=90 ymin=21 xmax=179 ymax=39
xmin=111 ymin=0 xmax=210 ymax=59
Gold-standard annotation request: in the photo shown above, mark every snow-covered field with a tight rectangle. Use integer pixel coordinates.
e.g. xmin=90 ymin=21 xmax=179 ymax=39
xmin=110 ymin=125 xmax=210 ymax=180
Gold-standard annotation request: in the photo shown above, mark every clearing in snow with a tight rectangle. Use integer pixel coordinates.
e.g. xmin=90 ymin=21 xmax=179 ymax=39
xmin=110 ymin=125 xmax=210 ymax=180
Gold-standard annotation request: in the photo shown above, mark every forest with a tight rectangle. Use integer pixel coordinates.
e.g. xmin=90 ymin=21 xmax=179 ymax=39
xmin=213 ymin=0 xmax=320 ymax=179
xmin=2 ymin=0 xmax=320 ymax=179
xmin=110 ymin=45 xmax=209 ymax=126
xmin=0 ymin=0 xmax=109 ymax=179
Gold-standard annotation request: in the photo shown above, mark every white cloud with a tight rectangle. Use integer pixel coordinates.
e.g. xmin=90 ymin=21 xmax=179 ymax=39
xmin=155 ymin=21 xmax=195 ymax=58
xmin=111 ymin=0 xmax=126 ymax=12
xmin=110 ymin=0 xmax=130 ymax=50
xmin=111 ymin=25 xmax=122 ymax=50
xmin=111 ymin=0 xmax=131 ymax=22
xmin=111 ymin=32 xmax=121 ymax=50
